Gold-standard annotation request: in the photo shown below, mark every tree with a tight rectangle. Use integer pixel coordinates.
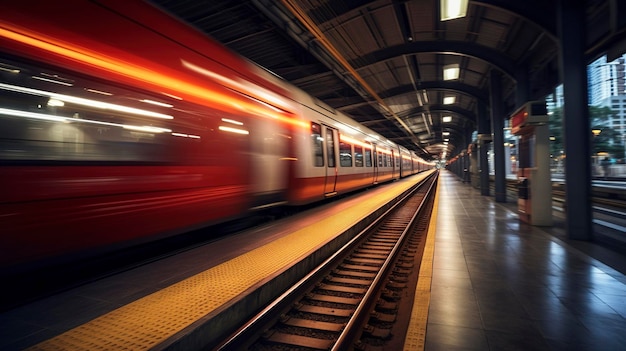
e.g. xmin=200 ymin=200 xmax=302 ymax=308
xmin=590 ymin=106 xmax=624 ymax=159
xmin=548 ymin=104 xmax=624 ymax=160
xmin=548 ymin=106 xmax=563 ymax=158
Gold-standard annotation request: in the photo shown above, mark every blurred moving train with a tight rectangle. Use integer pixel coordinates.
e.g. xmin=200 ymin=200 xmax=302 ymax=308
xmin=0 ymin=0 xmax=431 ymax=274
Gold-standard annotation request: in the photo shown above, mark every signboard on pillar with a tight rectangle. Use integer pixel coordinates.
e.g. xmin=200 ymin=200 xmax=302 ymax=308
xmin=510 ymin=101 xmax=552 ymax=226
xmin=511 ymin=101 xmax=549 ymax=135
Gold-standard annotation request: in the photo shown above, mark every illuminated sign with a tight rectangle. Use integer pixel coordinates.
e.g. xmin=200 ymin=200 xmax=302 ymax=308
xmin=510 ymin=101 xmax=548 ymax=134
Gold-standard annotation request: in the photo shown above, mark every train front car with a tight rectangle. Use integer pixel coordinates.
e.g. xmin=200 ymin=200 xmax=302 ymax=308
xmin=0 ymin=1 xmax=298 ymax=273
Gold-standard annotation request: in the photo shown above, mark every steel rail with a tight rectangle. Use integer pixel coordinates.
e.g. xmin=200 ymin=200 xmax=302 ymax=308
xmin=214 ymin=172 xmax=438 ymax=350
xmin=333 ymin=172 xmax=438 ymax=350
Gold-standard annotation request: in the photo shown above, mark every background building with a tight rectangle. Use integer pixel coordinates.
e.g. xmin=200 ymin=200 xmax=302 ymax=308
xmin=588 ymin=54 xmax=626 ymax=105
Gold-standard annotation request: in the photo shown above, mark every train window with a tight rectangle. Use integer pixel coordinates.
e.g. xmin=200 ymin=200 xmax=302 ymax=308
xmin=354 ymin=145 xmax=363 ymax=167
xmin=0 ymin=57 xmax=228 ymax=165
xmin=311 ymin=122 xmax=323 ymax=167
xmin=339 ymin=140 xmax=352 ymax=167
xmin=325 ymin=127 xmax=335 ymax=168
xmin=378 ymin=152 xmax=383 ymax=167
xmin=365 ymin=147 xmax=372 ymax=167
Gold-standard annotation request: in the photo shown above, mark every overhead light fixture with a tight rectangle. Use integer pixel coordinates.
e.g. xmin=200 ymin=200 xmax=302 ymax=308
xmin=440 ymin=0 xmax=469 ymax=21
xmin=442 ymin=116 xmax=452 ymax=122
xmin=443 ymin=131 xmax=450 ymax=136
xmin=443 ymin=64 xmax=460 ymax=80
xmin=443 ymin=96 xmax=455 ymax=104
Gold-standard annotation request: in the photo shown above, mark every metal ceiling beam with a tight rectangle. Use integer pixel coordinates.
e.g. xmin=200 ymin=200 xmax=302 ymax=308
xmin=382 ymin=81 xmax=489 ymax=107
xmin=306 ymin=0 xmax=558 ymax=43
xmin=276 ymin=0 xmax=421 ymax=145
xmin=399 ymin=104 xmax=477 ymax=124
xmin=473 ymin=0 xmax=557 ymax=41
xmin=354 ymin=41 xmax=519 ymax=82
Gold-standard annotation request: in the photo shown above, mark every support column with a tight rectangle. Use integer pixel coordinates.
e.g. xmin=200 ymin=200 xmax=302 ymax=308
xmin=532 ymin=124 xmax=553 ymax=225
xmin=477 ymin=103 xmax=490 ymax=195
xmin=463 ymin=152 xmax=470 ymax=183
xmin=558 ymin=0 xmax=592 ymax=240
xmin=469 ymin=144 xmax=479 ymax=188
xmin=490 ymin=70 xmax=506 ymax=202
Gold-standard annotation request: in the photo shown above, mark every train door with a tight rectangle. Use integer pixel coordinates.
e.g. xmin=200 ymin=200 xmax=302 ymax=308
xmin=390 ymin=149 xmax=395 ymax=178
xmin=324 ymin=125 xmax=338 ymax=196
xmin=372 ymin=144 xmax=380 ymax=184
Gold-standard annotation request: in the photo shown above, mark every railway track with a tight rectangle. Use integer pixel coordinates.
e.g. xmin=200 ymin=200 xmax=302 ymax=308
xmin=215 ymin=173 xmax=438 ymax=351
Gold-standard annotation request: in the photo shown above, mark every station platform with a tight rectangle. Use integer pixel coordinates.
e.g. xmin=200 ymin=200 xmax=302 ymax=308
xmin=422 ymin=170 xmax=626 ymax=350
xmin=0 ymin=171 xmax=432 ymax=351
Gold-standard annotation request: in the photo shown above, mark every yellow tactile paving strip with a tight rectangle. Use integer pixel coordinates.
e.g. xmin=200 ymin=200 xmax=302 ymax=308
xmin=403 ymin=177 xmax=440 ymax=351
xmin=28 ymin=171 xmax=433 ymax=351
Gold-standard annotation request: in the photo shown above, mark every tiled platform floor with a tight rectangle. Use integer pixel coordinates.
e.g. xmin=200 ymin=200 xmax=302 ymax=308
xmin=425 ymin=170 xmax=626 ymax=351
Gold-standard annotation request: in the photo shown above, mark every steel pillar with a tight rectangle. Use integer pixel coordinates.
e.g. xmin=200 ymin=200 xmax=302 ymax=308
xmin=490 ymin=70 xmax=506 ymax=202
xmin=558 ymin=0 xmax=592 ymax=240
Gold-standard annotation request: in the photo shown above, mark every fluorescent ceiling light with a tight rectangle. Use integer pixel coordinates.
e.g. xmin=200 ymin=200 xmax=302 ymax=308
xmin=443 ymin=96 xmax=456 ymax=104
xmin=443 ymin=131 xmax=450 ymax=136
xmin=442 ymin=116 xmax=452 ymax=122
xmin=440 ymin=0 xmax=469 ymax=21
xmin=443 ymin=64 xmax=460 ymax=80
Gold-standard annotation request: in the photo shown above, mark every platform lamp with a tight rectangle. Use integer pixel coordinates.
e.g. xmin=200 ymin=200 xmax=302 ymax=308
xmin=440 ymin=0 xmax=469 ymax=21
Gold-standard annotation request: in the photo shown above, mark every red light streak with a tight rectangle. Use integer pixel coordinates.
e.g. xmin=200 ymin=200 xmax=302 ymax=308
xmin=0 ymin=25 xmax=309 ymax=129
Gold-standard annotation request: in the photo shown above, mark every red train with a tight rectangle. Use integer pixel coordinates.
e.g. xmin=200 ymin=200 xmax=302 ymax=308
xmin=0 ymin=0 xmax=432 ymax=273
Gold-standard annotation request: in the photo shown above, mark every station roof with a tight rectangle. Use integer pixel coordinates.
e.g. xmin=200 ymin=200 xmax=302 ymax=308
xmin=150 ymin=0 xmax=626 ymax=160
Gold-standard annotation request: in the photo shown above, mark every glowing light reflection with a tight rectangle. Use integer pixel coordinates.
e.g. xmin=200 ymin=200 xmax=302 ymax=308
xmin=219 ymin=125 xmax=249 ymax=135
xmin=221 ymin=118 xmax=243 ymax=125
xmin=140 ymin=99 xmax=173 ymax=108
xmin=0 ymin=83 xmax=173 ymax=119
xmin=0 ymin=107 xmax=171 ymax=133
